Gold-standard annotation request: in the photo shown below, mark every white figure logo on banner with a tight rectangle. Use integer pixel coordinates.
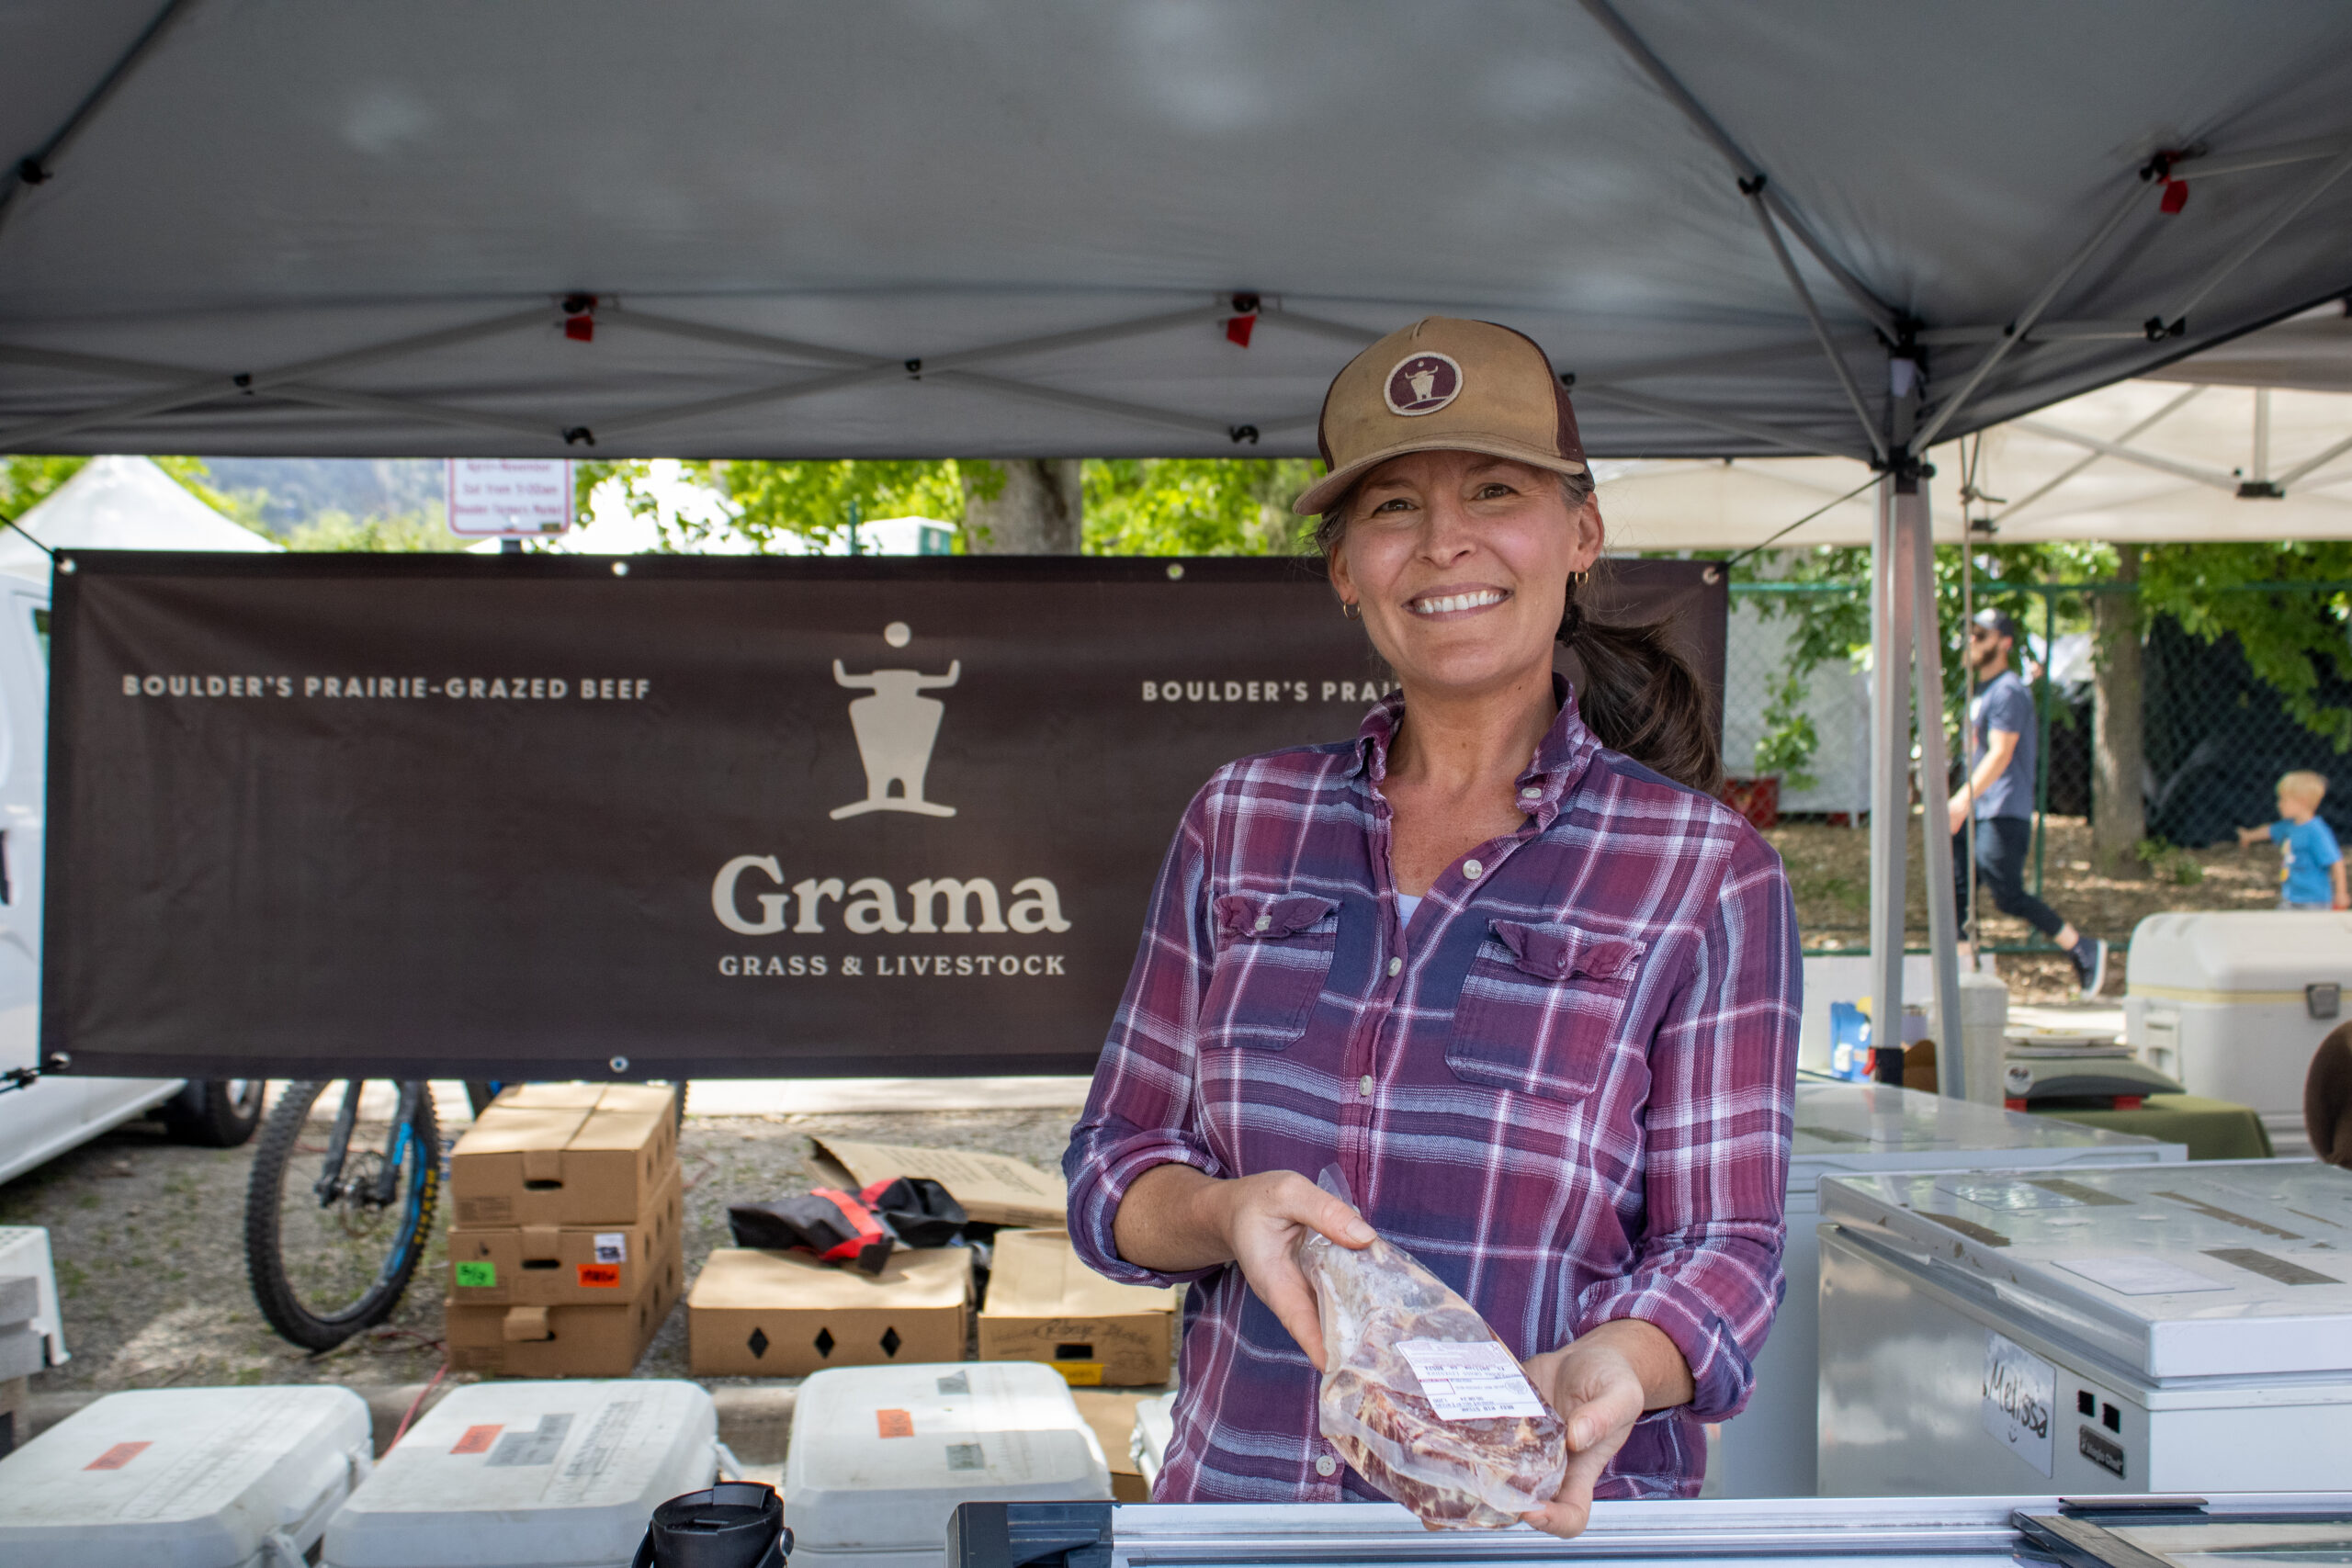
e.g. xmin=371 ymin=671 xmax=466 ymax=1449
xmin=831 ymin=621 xmax=959 ymax=819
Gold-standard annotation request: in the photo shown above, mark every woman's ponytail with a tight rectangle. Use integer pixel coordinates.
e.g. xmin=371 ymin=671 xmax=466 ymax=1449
xmin=1557 ymin=572 xmax=1723 ymax=795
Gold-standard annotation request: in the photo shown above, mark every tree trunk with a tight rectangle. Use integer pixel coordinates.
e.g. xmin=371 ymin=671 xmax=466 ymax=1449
xmin=960 ymin=459 xmax=1083 ymax=554
xmin=2092 ymin=544 xmax=2146 ymax=875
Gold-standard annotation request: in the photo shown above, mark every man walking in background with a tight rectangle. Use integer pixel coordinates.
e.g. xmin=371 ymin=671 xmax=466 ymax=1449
xmin=1951 ymin=607 xmax=2106 ymax=997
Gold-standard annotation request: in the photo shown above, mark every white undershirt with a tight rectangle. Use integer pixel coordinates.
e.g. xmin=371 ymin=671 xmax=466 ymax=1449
xmin=1396 ymin=893 xmax=1423 ymax=928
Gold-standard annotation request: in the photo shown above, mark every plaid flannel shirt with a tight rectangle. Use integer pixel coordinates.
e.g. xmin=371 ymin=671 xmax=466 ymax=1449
xmin=1065 ymin=682 xmax=1800 ymax=1502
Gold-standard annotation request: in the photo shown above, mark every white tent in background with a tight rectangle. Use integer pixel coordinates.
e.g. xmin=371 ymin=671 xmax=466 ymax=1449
xmin=0 ymin=456 xmax=275 ymax=580
xmin=1601 ymin=350 xmax=2352 ymax=551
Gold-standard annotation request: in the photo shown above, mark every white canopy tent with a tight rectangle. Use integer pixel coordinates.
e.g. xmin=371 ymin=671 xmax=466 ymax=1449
xmin=5 ymin=1 xmax=2352 ymax=1076
xmin=1603 ymin=377 xmax=2352 ymax=549
xmin=0 ymin=455 xmax=273 ymax=581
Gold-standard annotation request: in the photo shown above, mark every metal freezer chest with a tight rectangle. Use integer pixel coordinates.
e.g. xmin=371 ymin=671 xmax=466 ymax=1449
xmin=0 ymin=1385 xmax=372 ymax=1568
xmin=1817 ymin=1159 xmax=2352 ymax=1495
xmin=322 ymin=1379 xmax=718 ymax=1568
xmin=1710 ymin=1080 xmax=2179 ymax=1499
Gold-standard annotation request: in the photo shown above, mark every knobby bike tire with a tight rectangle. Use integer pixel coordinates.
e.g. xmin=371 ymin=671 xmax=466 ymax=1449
xmin=243 ymin=1079 xmax=441 ymax=1351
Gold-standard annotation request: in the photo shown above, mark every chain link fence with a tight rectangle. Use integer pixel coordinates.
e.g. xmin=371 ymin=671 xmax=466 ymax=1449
xmin=1722 ymin=576 xmax=2352 ymax=955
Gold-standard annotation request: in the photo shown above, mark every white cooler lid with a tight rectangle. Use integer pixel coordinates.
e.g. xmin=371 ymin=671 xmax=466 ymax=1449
xmin=2126 ymin=908 xmax=2352 ymax=996
xmin=1789 ymin=1080 xmax=2170 ymax=1184
xmin=1822 ymin=1161 xmax=2352 ymax=1381
xmin=785 ymin=1361 xmax=1110 ymax=1555
xmin=0 ymin=1385 xmax=371 ymax=1568
xmin=323 ymin=1380 xmax=716 ymax=1568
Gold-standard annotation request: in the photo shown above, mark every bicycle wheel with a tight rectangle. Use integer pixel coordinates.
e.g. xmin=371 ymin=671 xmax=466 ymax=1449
xmin=245 ymin=1079 xmax=441 ymax=1350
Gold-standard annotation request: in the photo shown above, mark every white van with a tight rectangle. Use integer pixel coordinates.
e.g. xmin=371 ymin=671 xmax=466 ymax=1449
xmin=0 ymin=570 xmax=261 ymax=1185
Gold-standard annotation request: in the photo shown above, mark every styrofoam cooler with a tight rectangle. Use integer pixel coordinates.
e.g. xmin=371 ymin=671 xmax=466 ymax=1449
xmin=0 ymin=1385 xmax=372 ymax=1568
xmin=786 ymin=1362 xmax=1112 ymax=1568
xmin=1129 ymin=1392 xmax=1173 ymax=1495
xmin=322 ymin=1380 xmax=717 ymax=1568
xmin=2124 ymin=908 xmax=2352 ymax=1150
xmin=1704 ymin=1080 xmax=2182 ymax=1499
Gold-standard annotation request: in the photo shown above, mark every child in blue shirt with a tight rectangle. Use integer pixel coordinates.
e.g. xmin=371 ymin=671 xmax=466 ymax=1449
xmin=2238 ymin=771 xmax=2346 ymax=909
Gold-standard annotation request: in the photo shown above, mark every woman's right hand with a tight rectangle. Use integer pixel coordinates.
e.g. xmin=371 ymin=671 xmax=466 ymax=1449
xmin=1200 ymin=1170 xmax=1376 ymax=1371
xmin=1115 ymin=1164 xmax=1376 ymax=1371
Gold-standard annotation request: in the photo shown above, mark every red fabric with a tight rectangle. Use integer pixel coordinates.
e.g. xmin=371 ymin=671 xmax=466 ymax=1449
xmin=1225 ymin=314 xmax=1257 ymax=347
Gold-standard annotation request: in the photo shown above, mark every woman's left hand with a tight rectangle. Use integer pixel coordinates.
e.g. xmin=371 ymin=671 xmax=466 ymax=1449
xmin=1519 ymin=1320 xmax=1695 ymax=1539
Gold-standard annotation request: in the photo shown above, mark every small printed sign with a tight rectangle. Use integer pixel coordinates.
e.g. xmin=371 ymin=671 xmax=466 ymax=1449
xmin=447 ymin=457 xmax=573 ymax=538
xmin=450 ymin=1424 xmax=503 ymax=1455
xmin=1397 ymin=1338 xmax=1547 ymax=1421
xmin=577 ymin=1263 xmax=621 ymax=1288
xmin=876 ymin=1408 xmax=914 ymax=1438
xmin=454 ymin=1260 xmax=497 ymax=1288
xmin=85 ymin=1440 xmax=150 ymax=1471
xmin=1980 ymin=1331 xmax=2055 ymax=1476
xmin=593 ymin=1233 xmax=628 ymax=1264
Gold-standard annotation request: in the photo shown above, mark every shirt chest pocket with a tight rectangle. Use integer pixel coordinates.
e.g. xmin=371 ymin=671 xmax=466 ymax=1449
xmin=1199 ymin=893 xmax=1340 ymax=1051
xmin=1446 ymin=919 xmax=1644 ymax=1100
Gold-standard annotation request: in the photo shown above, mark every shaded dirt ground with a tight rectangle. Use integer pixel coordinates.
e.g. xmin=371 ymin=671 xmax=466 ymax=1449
xmin=5 ymin=1100 xmax=1079 ymax=1399
xmin=1770 ymin=813 xmax=2284 ymax=1001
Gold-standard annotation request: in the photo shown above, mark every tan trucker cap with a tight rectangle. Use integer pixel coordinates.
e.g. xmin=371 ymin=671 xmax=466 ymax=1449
xmin=1295 ymin=317 xmax=1587 ymax=515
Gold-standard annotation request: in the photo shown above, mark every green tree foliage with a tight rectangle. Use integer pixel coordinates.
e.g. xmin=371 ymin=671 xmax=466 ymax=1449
xmin=0 ymin=455 xmax=88 ymax=514
xmin=2138 ymin=540 xmax=2352 ymax=751
xmin=1082 ymin=458 xmax=1322 ymax=555
xmin=283 ymin=510 xmax=468 ymax=552
xmin=571 ymin=457 xmax=1324 ymax=556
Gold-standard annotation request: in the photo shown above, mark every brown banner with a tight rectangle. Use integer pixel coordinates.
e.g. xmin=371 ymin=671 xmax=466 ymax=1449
xmin=45 ymin=554 xmax=1724 ymax=1077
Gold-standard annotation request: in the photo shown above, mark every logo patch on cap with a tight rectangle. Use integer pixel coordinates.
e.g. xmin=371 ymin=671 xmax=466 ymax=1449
xmin=1384 ymin=353 xmax=1462 ymax=417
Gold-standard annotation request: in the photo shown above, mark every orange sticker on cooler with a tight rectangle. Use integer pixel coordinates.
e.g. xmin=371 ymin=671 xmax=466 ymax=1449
xmin=577 ymin=1263 xmax=622 ymax=1288
xmin=85 ymin=1441 xmax=151 ymax=1471
xmin=450 ymin=1425 xmax=503 ymax=1455
xmin=876 ymin=1408 xmax=914 ymax=1438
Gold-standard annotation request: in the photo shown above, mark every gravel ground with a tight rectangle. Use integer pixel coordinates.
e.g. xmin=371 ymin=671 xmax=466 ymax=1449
xmin=3 ymin=1093 xmax=1082 ymax=1399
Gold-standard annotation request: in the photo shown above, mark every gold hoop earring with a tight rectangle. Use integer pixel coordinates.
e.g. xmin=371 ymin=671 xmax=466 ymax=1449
xmin=1340 ymin=601 xmax=1361 ymax=620
xmin=1570 ymin=570 xmax=1589 ymax=587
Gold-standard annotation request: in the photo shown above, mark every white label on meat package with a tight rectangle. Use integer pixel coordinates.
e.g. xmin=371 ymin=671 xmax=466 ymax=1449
xmin=1980 ymin=1332 xmax=2054 ymax=1477
xmin=1396 ymin=1338 xmax=1545 ymax=1421
xmin=593 ymin=1233 xmax=628 ymax=1264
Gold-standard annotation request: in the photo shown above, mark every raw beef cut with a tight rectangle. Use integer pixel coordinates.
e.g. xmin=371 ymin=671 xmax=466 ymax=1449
xmin=1296 ymin=1180 xmax=1568 ymax=1529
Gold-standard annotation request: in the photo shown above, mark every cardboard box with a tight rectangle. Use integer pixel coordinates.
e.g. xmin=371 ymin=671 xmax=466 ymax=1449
xmin=688 ymin=1246 xmax=971 ymax=1378
xmin=492 ymin=1082 xmax=678 ymax=1117
xmin=1071 ymin=1390 xmax=1151 ymax=1503
xmin=809 ymin=1137 xmax=1066 ymax=1226
xmin=978 ymin=1228 xmax=1178 ymax=1386
xmin=449 ymin=1084 xmax=677 ymax=1227
xmin=444 ymin=1256 xmax=681 ymax=1378
xmin=447 ymin=1170 xmax=684 ymax=1306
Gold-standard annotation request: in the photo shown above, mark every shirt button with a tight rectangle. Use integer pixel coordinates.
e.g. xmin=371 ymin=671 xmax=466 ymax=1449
xmin=1315 ymin=1455 xmax=1338 ymax=1477
xmin=1463 ymin=858 xmax=1484 ymax=880
xmin=1253 ymin=913 xmax=1272 ymax=932
xmin=1386 ymin=955 xmax=1403 ymax=977
xmin=1521 ymin=785 xmax=1542 ymax=799
xmin=1359 ymin=1074 xmax=1374 ymax=1097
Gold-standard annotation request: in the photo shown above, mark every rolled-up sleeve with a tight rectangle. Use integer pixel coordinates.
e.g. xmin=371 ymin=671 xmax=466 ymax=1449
xmin=1065 ymin=773 xmax=1232 ymax=1288
xmin=1574 ymin=829 xmax=1800 ymax=1423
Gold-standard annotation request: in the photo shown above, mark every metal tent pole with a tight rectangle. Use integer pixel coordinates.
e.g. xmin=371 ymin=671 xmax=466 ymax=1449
xmin=1867 ymin=473 xmax=1910 ymax=1047
xmin=1902 ymin=476 xmax=1965 ymax=1097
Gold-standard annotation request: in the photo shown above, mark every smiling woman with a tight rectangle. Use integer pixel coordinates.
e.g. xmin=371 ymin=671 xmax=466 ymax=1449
xmin=1065 ymin=318 xmax=1801 ymax=1531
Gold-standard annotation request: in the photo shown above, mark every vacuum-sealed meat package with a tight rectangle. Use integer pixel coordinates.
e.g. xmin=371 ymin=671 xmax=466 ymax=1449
xmin=1295 ymin=1170 xmax=1568 ymax=1528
